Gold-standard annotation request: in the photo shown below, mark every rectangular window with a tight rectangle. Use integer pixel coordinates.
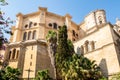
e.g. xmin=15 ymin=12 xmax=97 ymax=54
xmin=30 ymin=62 xmax=32 ymax=66
xmin=32 ymin=46 xmax=33 ymax=50
xmin=31 ymin=54 xmax=33 ymax=59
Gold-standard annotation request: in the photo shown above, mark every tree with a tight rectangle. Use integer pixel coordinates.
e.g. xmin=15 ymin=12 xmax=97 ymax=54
xmin=46 ymin=30 xmax=57 ymax=79
xmin=61 ymin=54 xmax=103 ymax=80
xmin=55 ymin=25 xmax=104 ymax=80
xmin=34 ymin=69 xmax=53 ymax=80
xmin=0 ymin=0 xmax=13 ymax=48
xmin=46 ymin=30 xmax=57 ymax=55
xmin=0 ymin=66 xmax=21 ymax=80
xmin=110 ymin=73 xmax=120 ymax=80
xmin=55 ymin=25 xmax=73 ymax=79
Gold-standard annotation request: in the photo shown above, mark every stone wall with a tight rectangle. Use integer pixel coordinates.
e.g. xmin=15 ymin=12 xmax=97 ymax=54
xmin=74 ymin=23 xmax=120 ymax=77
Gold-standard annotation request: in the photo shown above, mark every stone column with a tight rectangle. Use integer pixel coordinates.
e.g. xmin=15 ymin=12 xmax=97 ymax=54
xmin=3 ymin=45 xmax=10 ymax=67
xmin=17 ymin=43 xmax=26 ymax=78
xmin=13 ymin=13 xmax=23 ymax=42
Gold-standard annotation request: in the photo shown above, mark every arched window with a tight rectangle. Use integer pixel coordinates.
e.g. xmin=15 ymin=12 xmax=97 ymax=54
xmin=81 ymin=45 xmax=84 ymax=55
xmin=84 ymin=40 xmax=89 ymax=53
xmin=91 ymin=41 xmax=95 ymax=50
xmin=53 ymin=23 xmax=57 ymax=29
xmin=32 ymin=30 xmax=36 ymax=39
xmin=29 ymin=22 xmax=33 ymax=28
xmin=72 ymin=30 xmax=75 ymax=36
xmin=12 ymin=49 xmax=16 ymax=59
xmin=16 ymin=50 xmax=19 ymax=59
xmin=23 ymin=32 xmax=27 ymax=41
xmin=28 ymin=31 xmax=31 ymax=40
xmin=98 ymin=16 xmax=102 ymax=24
xmin=9 ymin=51 xmax=11 ymax=59
xmin=77 ymin=47 xmax=80 ymax=54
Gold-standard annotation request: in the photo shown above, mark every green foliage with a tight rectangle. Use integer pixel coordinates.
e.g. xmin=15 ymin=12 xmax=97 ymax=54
xmin=61 ymin=54 xmax=103 ymax=80
xmin=46 ymin=30 xmax=57 ymax=55
xmin=55 ymin=25 xmax=104 ymax=80
xmin=67 ymin=39 xmax=74 ymax=55
xmin=99 ymin=76 xmax=107 ymax=80
xmin=57 ymin=25 xmax=70 ymax=57
xmin=0 ymin=66 xmax=21 ymax=80
xmin=110 ymin=73 xmax=120 ymax=80
xmin=46 ymin=30 xmax=57 ymax=43
xmin=34 ymin=69 xmax=53 ymax=80
xmin=56 ymin=25 xmax=73 ymax=79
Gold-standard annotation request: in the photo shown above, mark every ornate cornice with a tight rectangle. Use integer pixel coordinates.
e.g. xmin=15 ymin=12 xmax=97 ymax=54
xmin=7 ymin=39 xmax=47 ymax=48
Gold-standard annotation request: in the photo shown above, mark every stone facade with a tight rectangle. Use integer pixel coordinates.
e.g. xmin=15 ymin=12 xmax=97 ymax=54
xmin=2 ymin=7 xmax=120 ymax=79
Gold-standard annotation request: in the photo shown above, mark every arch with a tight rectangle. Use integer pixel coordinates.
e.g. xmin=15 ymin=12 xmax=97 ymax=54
xmin=23 ymin=32 xmax=27 ymax=41
xmin=28 ymin=31 xmax=31 ymax=40
xmin=81 ymin=45 xmax=84 ymax=55
xmin=77 ymin=47 xmax=80 ymax=54
xmin=9 ymin=51 xmax=11 ymax=59
xmin=91 ymin=41 xmax=95 ymax=50
xmin=29 ymin=22 xmax=33 ymax=28
xmin=72 ymin=30 xmax=75 ymax=36
xmin=32 ymin=30 xmax=36 ymax=39
xmin=98 ymin=16 xmax=103 ymax=24
xmin=53 ymin=23 xmax=57 ymax=29
xmin=16 ymin=50 xmax=19 ymax=59
xmin=12 ymin=49 xmax=16 ymax=59
xmin=84 ymin=40 xmax=89 ymax=53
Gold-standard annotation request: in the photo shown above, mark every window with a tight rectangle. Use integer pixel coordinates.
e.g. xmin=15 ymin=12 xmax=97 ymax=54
xmin=12 ymin=49 xmax=16 ymax=59
xmin=29 ymin=22 xmax=33 ymax=28
xmin=77 ymin=47 xmax=80 ymax=54
xmin=30 ymin=62 xmax=32 ymax=66
xmin=28 ymin=31 xmax=31 ymax=40
xmin=98 ymin=16 xmax=102 ymax=24
xmin=91 ymin=41 xmax=95 ymax=50
xmin=23 ymin=32 xmax=27 ymax=41
xmin=84 ymin=40 xmax=89 ymax=53
xmin=16 ymin=50 xmax=19 ymax=59
xmin=48 ymin=23 xmax=52 ymax=27
xmin=72 ymin=38 xmax=75 ymax=41
xmin=53 ymin=23 xmax=57 ymax=29
xmin=32 ymin=30 xmax=36 ymax=39
xmin=9 ymin=51 xmax=11 ymax=59
xmin=58 ymin=26 xmax=61 ymax=29
xmin=24 ymin=24 xmax=28 ymax=28
xmin=34 ymin=23 xmax=37 ymax=26
xmin=31 ymin=46 xmax=33 ymax=50
xmin=76 ymin=34 xmax=78 ymax=37
xmin=31 ymin=54 xmax=33 ymax=59
xmin=99 ymin=21 xmax=102 ymax=24
xmin=81 ymin=45 xmax=84 ymax=55
xmin=72 ymin=30 xmax=75 ymax=36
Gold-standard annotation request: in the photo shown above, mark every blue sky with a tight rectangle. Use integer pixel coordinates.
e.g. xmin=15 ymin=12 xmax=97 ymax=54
xmin=1 ymin=0 xmax=120 ymax=25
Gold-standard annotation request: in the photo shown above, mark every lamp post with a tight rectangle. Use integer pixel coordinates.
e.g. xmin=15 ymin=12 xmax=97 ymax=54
xmin=25 ymin=68 xmax=33 ymax=80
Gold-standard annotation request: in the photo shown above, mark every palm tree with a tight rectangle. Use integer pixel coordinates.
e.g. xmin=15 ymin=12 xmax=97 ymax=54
xmin=34 ymin=69 xmax=53 ymax=80
xmin=46 ymin=30 xmax=57 ymax=55
xmin=0 ymin=66 xmax=21 ymax=80
xmin=46 ymin=30 xmax=57 ymax=79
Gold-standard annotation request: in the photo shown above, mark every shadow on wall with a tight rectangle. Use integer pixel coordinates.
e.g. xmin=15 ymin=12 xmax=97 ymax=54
xmin=99 ymin=58 xmax=108 ymax=78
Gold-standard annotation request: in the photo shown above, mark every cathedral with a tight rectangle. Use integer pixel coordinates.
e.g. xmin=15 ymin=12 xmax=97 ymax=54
xmin=1 ymin=7 xmax=120 ymax=79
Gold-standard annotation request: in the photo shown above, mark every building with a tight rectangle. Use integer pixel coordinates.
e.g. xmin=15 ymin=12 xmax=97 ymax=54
xmin=2 ymin=7 xmax=120 ymax=79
